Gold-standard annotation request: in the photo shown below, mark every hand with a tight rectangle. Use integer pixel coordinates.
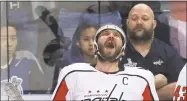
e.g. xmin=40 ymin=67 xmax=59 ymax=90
xmin=155 ymin=74 xmax=168 ymax=89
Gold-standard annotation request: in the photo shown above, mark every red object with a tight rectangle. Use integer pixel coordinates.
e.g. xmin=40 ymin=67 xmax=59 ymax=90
xmin=170 ymin=1 xmax=186 ymax=21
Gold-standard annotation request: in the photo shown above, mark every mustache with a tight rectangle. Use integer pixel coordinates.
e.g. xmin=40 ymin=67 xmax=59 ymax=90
xmin=104 ymin=38 xmax=116 ymax=47
xmin=133 ymin=25 xmax=144 ymax=30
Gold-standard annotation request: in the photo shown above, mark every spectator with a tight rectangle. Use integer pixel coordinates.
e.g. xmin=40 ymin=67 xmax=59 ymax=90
xmin=62 ymin=21 xmax=99 ymax=67
xmin=6 ymin=1 xmax=38 ymax=54
xmin=120 ymin=3 xmax=185 ymax=100
xmin=165 ymin=2 xmax=186 ymax=61
xmin=109 ymin=1 xmax=171 ymax=45
xmin=158 ymin=1 xmax=186 ymax=62
xmin=1 ymin=26 xmax=44 ymax=92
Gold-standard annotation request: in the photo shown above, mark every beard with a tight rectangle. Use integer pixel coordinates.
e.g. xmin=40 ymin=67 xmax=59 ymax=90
xmin=97 ymin=40 xmax=122 ymax=62
xmin=127 ymin=25 xmax=154 ymax=43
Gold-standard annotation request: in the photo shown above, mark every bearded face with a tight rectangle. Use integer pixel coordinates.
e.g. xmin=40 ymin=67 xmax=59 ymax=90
xmin=127 ymin=23 xmax=154 ymax=42
xmin=127 ymin=5 xmax=156 ymax=43
xmin=96 ymin=29 xmax=123 ymax=61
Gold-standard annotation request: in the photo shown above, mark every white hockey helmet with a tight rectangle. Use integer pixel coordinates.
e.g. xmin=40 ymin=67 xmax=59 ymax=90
xmin=94 ymin=24 xmax=126 ymax=61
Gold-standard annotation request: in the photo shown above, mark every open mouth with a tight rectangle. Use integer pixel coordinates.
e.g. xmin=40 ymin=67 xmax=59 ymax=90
xmin=105 ymin=41 xmax=115 ymax=49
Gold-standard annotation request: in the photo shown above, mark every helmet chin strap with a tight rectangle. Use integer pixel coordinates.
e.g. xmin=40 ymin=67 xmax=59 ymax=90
xmin=95 ymin=46 xmax=125 ymax=62
xmin=93 ymin=24 xmax=127 ymax=62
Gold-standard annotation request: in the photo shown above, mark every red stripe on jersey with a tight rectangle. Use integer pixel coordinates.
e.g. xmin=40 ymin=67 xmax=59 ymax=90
xmin=142 ymin=84 xmax=153 ymax=101
xmin=54 ymin=80 xmax=68 ymax=100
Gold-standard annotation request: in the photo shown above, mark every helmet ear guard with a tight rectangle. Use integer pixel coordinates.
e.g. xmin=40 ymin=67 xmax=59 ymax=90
xmin=94 ymin=41 xmax=99 ymax=51
xmin=94 ymin=24 xmax=127 ymax=61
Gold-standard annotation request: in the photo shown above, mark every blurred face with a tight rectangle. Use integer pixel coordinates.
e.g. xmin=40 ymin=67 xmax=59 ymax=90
xmin=78 ymin=27 xmax=96 ymax=57
xmin=170 ymin=1 xmax=186 ymax=11
xmin=1 ymin=26 xmax=17 ymax=65
xmin=97 ymin=29 xmax=123 ymax=61
xmin=127 ymin=4 xmax=156 ymax=42
xmin=170 ymin=2 xmax=186 ymax=21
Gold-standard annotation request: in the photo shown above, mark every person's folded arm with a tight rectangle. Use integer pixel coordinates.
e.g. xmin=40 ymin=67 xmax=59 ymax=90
xmin=157 ymin=82 xmax=176 ymax=100
xmin=157 ymin=45 xmax=185 ymax=100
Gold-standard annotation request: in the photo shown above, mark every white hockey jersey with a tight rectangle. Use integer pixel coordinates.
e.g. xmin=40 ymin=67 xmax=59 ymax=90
xmin=173 ymin=63 xmax=186 ymax=101
xmin=51 ymin=63 xmax=159 ymax=101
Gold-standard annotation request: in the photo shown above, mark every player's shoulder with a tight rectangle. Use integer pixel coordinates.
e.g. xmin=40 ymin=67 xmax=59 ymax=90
xmin=61 ymin=63 xmax=96 ymax=75
xmin=178 ymin=63 xmax=186 ymax=78
xmin=181 ymin=63 xmax=186 ymax=74
xmin=122 ymin=66 xmax=154 ymax=81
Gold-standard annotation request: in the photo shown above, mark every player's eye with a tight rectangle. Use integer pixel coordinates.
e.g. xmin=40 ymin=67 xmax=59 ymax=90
xmin=101 ymin=30 xmax=110 ymax=36
xmin=113 ymin=31 xmax=120 ymax=38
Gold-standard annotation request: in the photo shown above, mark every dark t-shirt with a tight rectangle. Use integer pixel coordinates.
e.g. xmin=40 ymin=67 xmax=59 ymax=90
xmin=120 ymin=38 xmax=185 ymax=83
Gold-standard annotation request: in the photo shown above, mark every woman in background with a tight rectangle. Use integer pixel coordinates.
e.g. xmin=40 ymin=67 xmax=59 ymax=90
xmin=62 ymin=21 xmax=99 ymax=67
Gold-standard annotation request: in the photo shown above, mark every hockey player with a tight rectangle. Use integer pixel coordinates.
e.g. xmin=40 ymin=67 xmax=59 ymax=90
xmin=51 ymin=24 xmax=159 ymax=101
xmin=173 ymin=63 xmax=186 ymax=101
